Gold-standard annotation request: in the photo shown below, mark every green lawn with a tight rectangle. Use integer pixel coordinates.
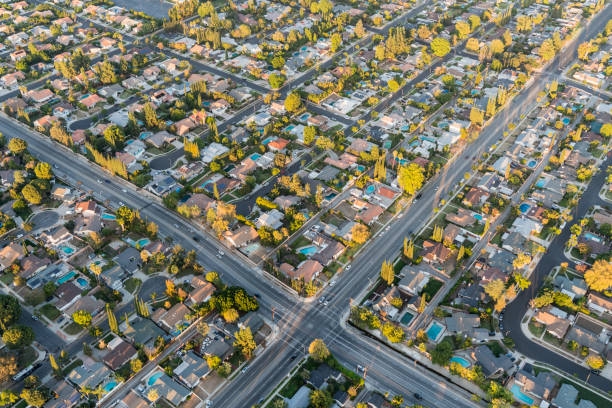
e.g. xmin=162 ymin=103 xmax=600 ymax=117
xmin=62 ymin=359 xmax=83 ymax=376
xmin=528 ymin=320 xmax=545 ymax=337
xmin=419 ymin=279 xmax=444 ymax=301
xmin=279 ymin=373 xmax=304 ymax=399
xmin=39 ymin=304 xmax=61 ymax=321
xmin=124 ymin=277 xmax=142 ymax=294
xmin=64 ymin=322 xmax=83 ymax=335
xmin=17 ymin=346 xmax=37 ymax=370
xmin=290 ymin=236 xmax=312 ymax=250
xmin=0 ymin=273 xmax=13 ymax=285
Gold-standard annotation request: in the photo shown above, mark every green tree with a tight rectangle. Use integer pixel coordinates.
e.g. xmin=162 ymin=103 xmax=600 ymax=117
xmin=7 ymin=138 xmax=27 ymax=155
xmin=397 ymin=163 xmax=425 ymax=196
xmin=309 ymin=390 xmax=332 ymax=408
xmin=234 ymin=327 xmax=256 ymax=359
xmin=284 ymin=93 xmax=302 ymax=113
xmin=268 ymin=73 xmax=286 ymax=89
xmin=455 ymin=21 xmax=471 ymax=39
xmin=0 ymin=295 xmax=20 ymax=331
xmin=72 ymin=310 xmax=92 ymax=327
xmin=20 ymin=389 xmax=46 ymax=407
xmin=303 ymin=126 xmax=316 ymax=145
xmin=600 ymin=123 xmax=612 ymax=138
xmin=34 ymin=162 xmax=53 ymax=180
xmin=330 ymin=32 xmax=342 ymax=52
xmin=431 ymin=37 xmax=451 ymax=57
xmin=431 ymin=340 xmax=453 ymax=366
xmin=490 ymin=39 xmax=504 ymax=55
xmin=539 ymin=39 xmax=556 ymax=61
xmin=380 ymin=260 xmax=394 ymax=285
xmin=21 ymin=184 xmax=42 ymax=205
xmin=308 ymin=338 xmax=330 ymax=361
xmin=2 ymin=325 xmax=34 ymax=349
xmin=584 ymin=260 xmax=612 ymax=291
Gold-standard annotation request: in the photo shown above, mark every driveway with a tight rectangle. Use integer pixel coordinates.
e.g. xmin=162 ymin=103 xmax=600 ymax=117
xmin=149 ymin=148 xmax=185 ymax=170
xmin=30 ymin=210 xmax=60 ymax=231
xmin=138 ymin=275 xmax=167 ymax=301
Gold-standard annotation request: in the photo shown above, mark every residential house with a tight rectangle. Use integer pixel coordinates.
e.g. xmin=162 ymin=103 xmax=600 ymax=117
xmin=174 ymin=351 xmax=209 ymax=388
xmin=152 ymin=303 xmax=191 ymax=333
xmin=147 ymin=373 xmax=190 ymax=407
xmin=224 ymin=225 xmax=258 ymax=248
xmin=123 ymin=317 xmax=165 ymax=349
xmin=472 ymin=345 xmax=513 ymax=378
xmin=552 ymin=383 xmax=596 ymax=408
xmin=445 ymin=312 xmax=480 ymax=334
xmin=587 ymin=293 xmax=612 ymax=316
xmin=421 ymin=240 xmax=451 ymax=264
xmin=513 ymin=368 xmax=556 ymax=401
xmin=102 ymin=337 xmax=137 ymax=370
xmin=398 ymin=265 xmax=431 ymax=296
xmin=533 ymin=310 xmax=570 ymax=338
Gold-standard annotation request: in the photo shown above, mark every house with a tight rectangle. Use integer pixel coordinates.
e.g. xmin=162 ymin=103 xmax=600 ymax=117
xmin=202 ymin=338 xmax=232 ymax=360
xmin=373 ymin=286 xmax=402 ymax=320
xmin=54 ymin=282 xmax=82 ymax=311
xmin=445 ymin=312 xmax=480 ymax=334
xmin=0 ymin=242 xmax=25 ymax=271
xmin=224 ymin=225 xmax=258 ymax=248
xmin=421 ymin=240 xmax=452 ymax=264
xmin=152 ymin=303 xmax=191 ymax=332
xmin=19 ymin=255 xmax=51 ymax=280
xmin=64 ymin=295 xmax=104 ymax=318
xmin=471 ymin=345 xmax=513 ymax=377
xmin=39 ymin=226 xmax=72 ymax=246
xmin=533 ymin=311 xmax=570 ymax=338
xmin=587 ymin=293 xmax=612 ymax=316
xmin=80 ymin=94 xmax=105 ymax=110
xmin=238 ymin=312 xmax=264 ymax=334
xmin=123 ymin=317 xmax=165 ymax=349
xmin=44 ymin=379 xmax=81 ymax=408
xmin=307 ymin=363 xmax=342 ymax=389
xmin=147 ymin=373 xmax=190 ymax=406
xmin=27 ymin=88 xmax=55 ymax=104
xmin=312 ymin=241 xmax=345 ymax=266
xmin=1 ymin=71 xmax=25 ymax=87
xmin=143 ymin=66 xmax=161 ymax=81
xmin=174 ymin=351 xmax=209 ymax=388
xmin=513 ymin=368 xmax=556 ymax=401
xmin=116 ymin=390 xmax=149 ymax=408
xmin=462 ymin=187 xmax=489 ymax=208
xmin=146 ymin=131 xmax=175 ymax=148
xmin=187 ymin=282 xmax=215 ymax=306
xmin=34 ymin=115 xmax=59 ymax=130
xmin=256 ymin=209 xmax=284 ymax=230
xmin=398 ymin=265 xmax=430 ymax=295
xmin=282 ymin=259 xmax=324 ymax=282
xmin=268 ymin=137 xmax=290 ymax=152
xmin=102 ymin=337 xmax=137 ymax=370
xmin=446 ymin=208 xmax=476 ymax=227
xmin=174 ymin=118 xmax=196 ymax=136
xmin=554 ymin=275 xmax=587 ymax=300
xmin=552 ymin=383 xmax=597 ymax=408
xmin=67 ymin=362 xmax=110 ymax=390
xmin=511 ymin=216 xmax=542 ymax=239
xmin=114 ymin=247 xmax=141 ymax=274
xmin=98 ymin=84 xmax=123 ymax=99
xmin=355 ymin=203 xmax=384 ymax=225
xmin=75 ymin=200 xmax=97 ymax=217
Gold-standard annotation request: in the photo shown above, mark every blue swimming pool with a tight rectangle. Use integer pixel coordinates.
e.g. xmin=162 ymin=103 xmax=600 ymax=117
xmin=60 ymin=246 xmax=75 ymax=255
xmin=401 ymin=125 xmax=410 ymax=131
xmin=101 ymin=213 xmax=116 ymax=220
xmin=299 ymin=113 xmax=311 ymax=121
xmin=56 ymin=271 xmax=76 ymax=285
xmin=140 ymin=131 xmax=152 ymax=140
xmin=427 ymin=321 xmax=444 ymax=341
xmin=285 ymin=125 xmax=295 ymax=132
xmin=356 ymin=165 xmax=365 ymax=172
xmin=250 ymin=153 xmax=261 ymax=161
xmin=535 ymin=179 xmax=545 ymax=188
xmin=365 ymin=185 xmax=375 ymax=194
xmin=137 ymin=238 xmax=150 ymax=247
xmin=584 ymin=232 xmax=602 ymax=242
xmin=75 ymin=277 xmax=89 ymax=288
xmin=450 ymin=356 xmax=471 ymax=368
xmin=562 ymin=117 xmax=570 ymax=125
xmin=298 ymin=246 xmax=317 ymax=256
xmin=400 ymin=312 xmax=414 ymax=325
xmin=473 ymin=213 xmax=483 ymax=221
xmin=511 ymin=384 xmax=534 ymax=405
xmin=527 ymin=160 xmax=537 ymax=168
xmin=262 ymin=137 xmax=275 ymax=145
xmin=104 ymin=381 xmax=118 ymax=392
xmin=148 ymin=372 xmax=163 ymax=386
xmin=519 ymin=203 xmax=531 ymax=214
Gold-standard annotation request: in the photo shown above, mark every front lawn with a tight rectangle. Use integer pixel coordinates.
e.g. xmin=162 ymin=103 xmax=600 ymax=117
xmin=39 ymin=304 xmax=61 ymax=321
xmin=124 ymin=277 xmax=142 ymax=294
xmin=64 ymin=322 xmax=83 ymax=335
xmin=419 ymin=279 xmax=444 ymax=301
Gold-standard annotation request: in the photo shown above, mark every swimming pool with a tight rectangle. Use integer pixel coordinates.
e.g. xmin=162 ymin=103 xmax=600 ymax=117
xmin=79 ymin=93 xmax=91 ymax=100
xmin=450 ymin=356 xmax=471 ymax=368
xmin=60 ymin=246 xmax=75 ymax=255
xmin=584 ymin=232 xmax=602 ymax=242
xmin=262 ymin=137 xmax=275 ymax=145
xmin=56 ymin=271 xmax=76 ymax=285
xmin=250 ymin=153 xmax=261 ymax=161
xmin=473 ymin=213 xmax=483 ymax=221
xmin=103 ymin=381 xmax=118 ymax=393
xmin=426 ymin=321 xmax=445 ymax=342
xmin=356 ymin=165 xmax=365 ymax=172
xmin=527 ymin=160 xmax=537 ymax=168
xmin=324 ymin=193 xmax=337 ymax=200
xmin=511 ymin=384 xmax=534 ymax=405
xmin=101 ymin=213 xmax=116 ymax=220
xmin=299 ymin=113 xmax=311 ymax=121
xmin=535 ymin=179 xmax=545 ymax=188
xmin=148 ymin=372 xmax=163 ymax=386
xmin=401 ymin=125 xmax=410 ymax=131
xmin=519 ymin=203 xmax=531 ymax=214
xmin=136 ymin=238 xmax=150 ymax=247
xmin=400 ymin=312 xmax=414 ymax=325
xmin=562 ymin=117 xmax=570 ymax=125
xmin=140 ymin=131 xmax=152 ymax=140
xmin=365 ymin=185 xmax=375 ymax=194
xmin=298 ymin=246 xmax=317 ymax=256
xmin=75 ymin=277 xmax=89 ymax=289
xmin=284 ymin=125 xmax=295 ymax=132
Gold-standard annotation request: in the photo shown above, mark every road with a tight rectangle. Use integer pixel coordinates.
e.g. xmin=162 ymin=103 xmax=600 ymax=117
xmin=6 ymin=0 xmax=612 ymax=406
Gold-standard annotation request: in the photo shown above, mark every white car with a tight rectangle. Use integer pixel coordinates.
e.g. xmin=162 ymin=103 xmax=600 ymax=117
xmin=205 ymin=400 xmax=212 ymax=408
xmin=329 ymin=280 xmax=336 ymax=287
xmin=346 ymin=264 xmax=351 ymax=270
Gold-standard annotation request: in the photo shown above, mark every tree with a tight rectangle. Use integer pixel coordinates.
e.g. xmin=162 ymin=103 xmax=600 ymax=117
xmin=330 ymin=32 xmax=342 ymax=52
xmin=355 ymin=19 xmax=365 ymax=38
xmin=431 ymin=37 xmax=451 ymax=57
xmin=513 ymin=273 xmax=531 ymax=290
xmin=21 ymin=184 xmax=42 ymax=205
xmin=303 ymin=126 xmax=316 ymax=145
xmin=284 ymin=93 xmax=302 ymax=112
xmin=600 ymin=123 xmax=612 ymax=138
xmin=351 ymin=223 xmax=369 ymax=244
xmin=586 ymin=355 xmax=604 ymax=369
xmin=20 ymin=389 xmax=46 ymax=407
xmin=72 ymin=310 xmax=92 ymax=327
xmin=197 ymin=321 xmax=210 ymax=337
xmin=147 ymin=388 xmax=159 ymax=402
xmin=0 ymin=295 xmax=20 ymax=331
xmin=431 ymin=340 xmax=453 ymax=366
xmin=584 ymin=260 xmax=612 ymax=291
xmin=34 ymin=162 xmax=53 ymax=180
xmin=268 ymin=73 xmax=286 ymax=89
xmin=490 ymin=39 xmax=504 ymax=55
xmin=397 ymin=163 xmax=425 ymax=196
xmin=222 ymin=308 xmax=239 ymax=323
xmin=466 ymin=37 xmax=479 ymax=52
xmin=2 ymin=325 xmax=34 ymax=349
xmin=310 ymin=389 xmax=332 ymax=408
xmin=455 ymin=21 xmax=471 ymax=39
xmin=380 ymin=260 xmax=394 ymax=286
xmin=7 ymin=138 xmax=27 ymax=155
xmin=0 ymin=353 xmax=17 ymax=383
xmin=0 ymin=391 xmax=17 ymax=406
xmin=484 ymin=279 xmax=505 ymax=302
xmin=418 ymin=25 xmax=431 ymax=40
xmin=470 ymin=107 xmax=484 ymax=126
xmin=234 ymin=327 xmax=256 ymax=359
xmin=503 ymin=29 xmax=512 ymax=46
xmin=130 ymin=358 xmax=143 ymax=373
xmin=388 ymin=79 xmax=400 ymax=93
xmin=539 ymin=39 xmax=556 ymax=61
xmin=308 ymin=338 xmax=330 ymax=361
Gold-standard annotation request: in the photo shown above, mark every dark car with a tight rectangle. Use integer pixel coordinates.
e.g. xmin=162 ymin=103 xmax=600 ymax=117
xmin=254 ymin=293 xmax=260 ymax=298
xmin=104 ymin=179 xmax=111 ymax=183
xmin=415 ymin=193 xmax=422 ymax=199
xmin=290 ymin=355 xmax=297 ymax=361
xmin=192 ymin=236 xmax=199 ymax=242
xmin=414 ymin=393 xmax=422 ymax=400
